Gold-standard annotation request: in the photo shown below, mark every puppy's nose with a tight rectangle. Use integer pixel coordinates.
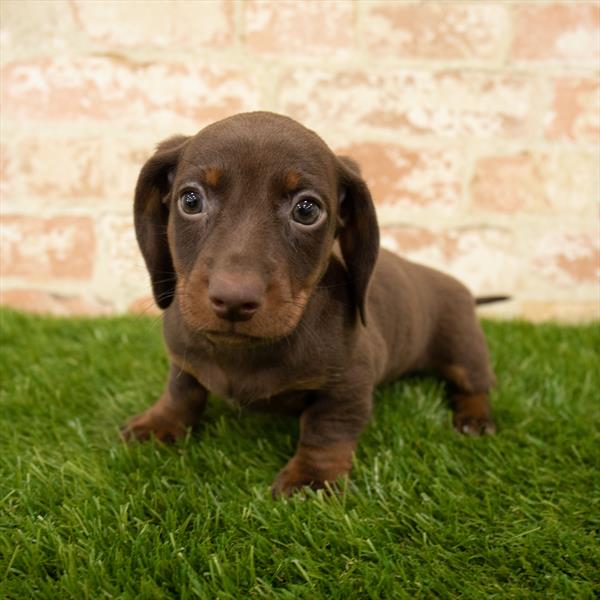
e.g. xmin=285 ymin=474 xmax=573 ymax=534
xmin=208 ymin=273 xmax=265 ymax=322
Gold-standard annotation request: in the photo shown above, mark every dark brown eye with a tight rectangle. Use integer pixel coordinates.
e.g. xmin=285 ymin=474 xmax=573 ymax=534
xmin=179 ymin=190 xmax=204 ymax=215
xmin=292 ymin=197 xmax=322 ymax=226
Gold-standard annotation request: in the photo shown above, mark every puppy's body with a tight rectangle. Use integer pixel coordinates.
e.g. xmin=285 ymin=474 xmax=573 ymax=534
xmin=124 ymin=112 xmax=497 ymax=495
xmin=369 ymin=251 xmax=494 ymax=386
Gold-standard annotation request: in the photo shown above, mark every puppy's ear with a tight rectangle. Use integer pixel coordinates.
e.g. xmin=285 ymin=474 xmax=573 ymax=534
xmin=336 ymin=156 xmax=379 ymax=325
xmin=134 ymin=135 xmax=189 ymax=309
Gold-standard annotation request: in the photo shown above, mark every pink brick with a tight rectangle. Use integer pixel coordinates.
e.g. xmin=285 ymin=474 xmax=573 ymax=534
xmin=381 ymin=226 xmax=450 ymax=258
xmin=1 ymin=58 xmax=259 ymax=123
xmin=0 ymin=215 xmax=95 ymax=279
xmin=545 ymin=78 xmax=600 ymax=142
xmin=0 ymin=289 xmax=112 ymax=316
xmin=472 ymin=150 xmax=599 ymax=213
xmin=364 ymin=2 xmax=508 ymax=60
xmin=380 ymin=225 xmax=519 ymax=294
xmin=471 ymin=153 xmax=546 ymax=213
xmin=2 ymin=133 xmax=209 ymax=210
xmin=71 ymin=0 xmax=234 ymax=48
xmin=512 ymin=3 xmax=600 ymax=63
xmin=244 ymin=0 xmax=354 ymax=55
xmin=3 ymin=137 xmax=106 ymax=202
xmin=534 ymin=231 xmax=600 ymax=285
xmin=336 ymin=142 xmax=461 ymax=208
xmin=279 ymin=69 xmax=532 ymax=139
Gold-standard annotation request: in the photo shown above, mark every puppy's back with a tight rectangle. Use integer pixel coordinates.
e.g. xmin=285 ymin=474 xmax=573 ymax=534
xmin=366 ymin=249 xmax=476 ymax=382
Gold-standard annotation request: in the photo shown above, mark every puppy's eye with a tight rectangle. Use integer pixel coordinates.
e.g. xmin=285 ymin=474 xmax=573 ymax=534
xmin=179 ymin=190 xmax=204 ymax=215
xmin=292 ymin=197 xmax=321 ymax=226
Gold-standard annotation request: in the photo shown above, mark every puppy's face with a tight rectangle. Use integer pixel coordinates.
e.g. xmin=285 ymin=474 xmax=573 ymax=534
xmin=134 ymin=112 xmax=379 ymax=345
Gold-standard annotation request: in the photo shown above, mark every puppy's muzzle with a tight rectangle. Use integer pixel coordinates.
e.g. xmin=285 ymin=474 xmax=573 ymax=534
xmin=208 ymin=272 xmax=265 ymax=322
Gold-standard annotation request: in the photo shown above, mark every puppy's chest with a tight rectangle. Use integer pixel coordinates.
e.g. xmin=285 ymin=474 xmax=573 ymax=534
xmin=174 ymin=351 xmax=323 ymax=404
xmin=196 ymin=361 xmax=282 ymax=402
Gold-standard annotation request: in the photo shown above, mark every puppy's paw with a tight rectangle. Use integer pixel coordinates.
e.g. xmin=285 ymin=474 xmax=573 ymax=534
xmin=451 ymin=393 xmax=496 ymax=436
xmin=120 ymin=408 xmax=189 ymax=443
xmin=271 ymin=447 xmax=351 ymax=497
xmin=271 ymin=465 xmax=327 ymax=498
xmin=453 ymin=413 xmax=496 ymax=436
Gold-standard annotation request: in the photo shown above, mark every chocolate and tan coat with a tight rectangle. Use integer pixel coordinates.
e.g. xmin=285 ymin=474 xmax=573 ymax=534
xmin=123 ymin=112 xmax=498 ymax=496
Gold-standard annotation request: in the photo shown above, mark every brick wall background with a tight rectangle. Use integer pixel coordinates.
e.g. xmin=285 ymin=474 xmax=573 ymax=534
xmin=1 ymin=0 xmax=599 ymax=321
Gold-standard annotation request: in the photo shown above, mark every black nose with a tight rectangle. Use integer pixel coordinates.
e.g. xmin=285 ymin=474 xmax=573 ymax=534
xmin=208 ymin=273 xmax=264 ymax=322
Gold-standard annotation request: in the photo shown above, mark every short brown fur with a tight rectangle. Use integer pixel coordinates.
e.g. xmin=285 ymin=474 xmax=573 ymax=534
xmin=123 ymin=112 xmax=498 ymax=496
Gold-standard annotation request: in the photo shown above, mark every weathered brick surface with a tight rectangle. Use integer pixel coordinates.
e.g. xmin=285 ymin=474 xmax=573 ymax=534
xmin=471 ymin=153 xmax=546 ymax=213
xmin=364 ymin=2 xmax=509 ymax=60
xmin=336 ymin=142 xmax=462 ymax=209
xmin=519 ymin=301 xmax=599 ymax=323
xmin=71 ymin=0 xmax=234 ymax=49
xmin=534 ymin=230 xmax=600 ymax=286
xmin=0 ymin=144 xmax=11 ymax=194
xmin=279 ymin=69 xmax=533 ymax=139
xmin=0 ymin=0 xmax=77 ymax=60
xmin=94 ymin=215 xmax=150 ymax=307
xmin=0 ymin=288 xmax=112 ymax=316
xmin=2 ymin=136 xmax=106 ymax=203
xmin=1 ymin=58 xmax=260 ymax=123
xmin=96 ymin=133 xmax=163 ymax=205
xmin=1 ymin=215 xmax=95 ymax=279
xmin=541 ymin=150 xmax=599 ymax=213
xmin=244 ymin=0 xmax=354 ymax=55
xmin=471 ymin=150 xmax=599 ymax=213
xmin=380 ymin=225 xmax=520 ymax=294
xmin=545 ymin=78 xmax=600 ymax=143
xmin=128 ymin=295 xmax=161 ymax=317
xmin=512 ymin=3 xmax=600 ymax=63
xmin=0 ymin=1 xmax=597 ymax=321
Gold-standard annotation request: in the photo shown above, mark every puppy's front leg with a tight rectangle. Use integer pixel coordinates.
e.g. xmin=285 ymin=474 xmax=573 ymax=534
xmin=122 ymin=364 xmax=207 ymax=443
xmin=272 ymin=387 xmax=372 ymax=497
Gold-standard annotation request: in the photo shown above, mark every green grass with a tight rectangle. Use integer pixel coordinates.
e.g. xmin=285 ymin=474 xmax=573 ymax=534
xmin=1 ymin=308 xmax=599 ymax=599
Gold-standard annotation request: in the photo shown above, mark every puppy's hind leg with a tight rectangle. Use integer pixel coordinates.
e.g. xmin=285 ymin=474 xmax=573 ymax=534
xmin=436 ymin=313 xmax=497 ymax=436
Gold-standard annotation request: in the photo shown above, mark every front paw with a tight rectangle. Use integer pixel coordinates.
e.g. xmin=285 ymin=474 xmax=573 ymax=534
xmin=120 ymin=407 xmax=189 ymax=443
xmin=271 ymin=442 xmax=354 ymax=497
xmin=453 ymin=412 xmax=496 ymax=436
xmin=271 ymin=464 xmax=330 ymax=497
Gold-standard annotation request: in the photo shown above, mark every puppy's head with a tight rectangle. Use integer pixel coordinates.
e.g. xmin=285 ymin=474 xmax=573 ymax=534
xmin=134 ymin=112 xmax=378 ymax=344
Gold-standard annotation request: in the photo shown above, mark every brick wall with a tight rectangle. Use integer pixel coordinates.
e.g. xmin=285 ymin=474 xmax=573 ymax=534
xmin=1 ymin=0 xmax=598 ymax=321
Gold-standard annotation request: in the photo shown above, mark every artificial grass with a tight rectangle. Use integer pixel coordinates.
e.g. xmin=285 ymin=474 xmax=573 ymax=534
xmin=0 ymin=308 xmax=598 ymax=599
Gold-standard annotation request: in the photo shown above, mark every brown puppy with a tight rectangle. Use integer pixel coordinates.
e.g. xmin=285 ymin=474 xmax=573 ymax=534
xmin=123 ymin=111 xmax=498 ymax=496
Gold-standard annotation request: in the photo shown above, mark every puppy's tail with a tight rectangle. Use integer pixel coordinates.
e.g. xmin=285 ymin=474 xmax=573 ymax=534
xmin=475 ymin=295 xmax=511 ymax=305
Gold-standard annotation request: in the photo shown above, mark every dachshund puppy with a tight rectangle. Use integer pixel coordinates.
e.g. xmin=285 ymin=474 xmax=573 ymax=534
xmin=122 ymin=111 xmax=498 ymax=496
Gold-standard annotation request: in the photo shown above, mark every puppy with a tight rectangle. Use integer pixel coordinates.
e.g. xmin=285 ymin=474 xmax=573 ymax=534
xmin=122 ymin=111 xmax=499 ymax=496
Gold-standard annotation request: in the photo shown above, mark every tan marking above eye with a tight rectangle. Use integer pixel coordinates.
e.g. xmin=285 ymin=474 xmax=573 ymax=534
xmin=284 ymin=170 xmax=301 ymax=191
xmin=203 ymin=167 xmax=221 ymax=188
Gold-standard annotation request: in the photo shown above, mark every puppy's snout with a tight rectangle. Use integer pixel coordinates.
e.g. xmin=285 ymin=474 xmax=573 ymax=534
xmin=208 ymin=273 xmax=265 ymax=322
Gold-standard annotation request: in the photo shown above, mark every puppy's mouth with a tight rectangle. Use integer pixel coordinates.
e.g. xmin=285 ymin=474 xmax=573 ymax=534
xmin=203 ymin=329 xmax=279 ymax=346
xmin=177 ymin=277 xmax=310 ymax=344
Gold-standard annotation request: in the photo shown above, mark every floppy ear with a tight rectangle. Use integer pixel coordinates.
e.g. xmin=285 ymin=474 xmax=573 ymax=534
xmin=134 ymin=135 xmax=189 ymax=309
xmin=336 ymin=156 xmax=380 ymax=325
